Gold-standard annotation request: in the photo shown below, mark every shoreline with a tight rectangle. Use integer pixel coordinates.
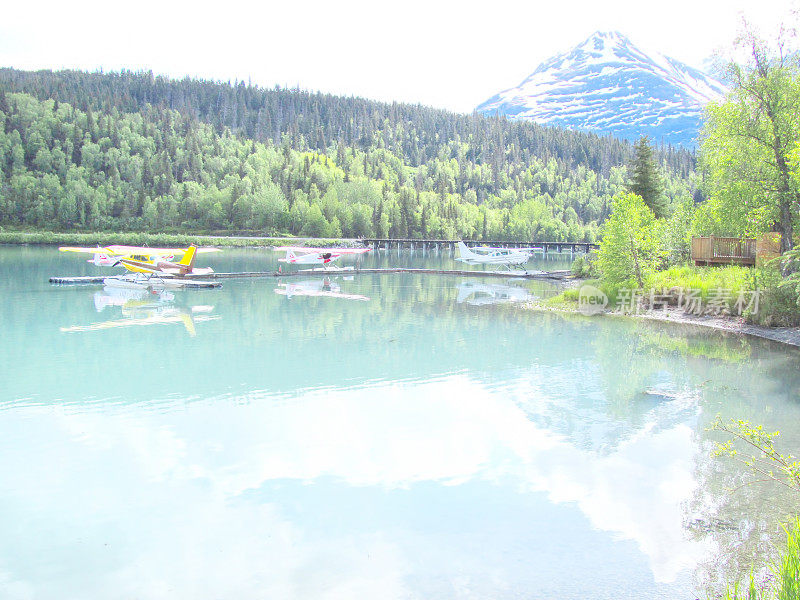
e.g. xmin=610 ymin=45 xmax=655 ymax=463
xmin=0 ymin=231 xmax=363 ymax=249
xmin=527 ymin=301 xmax=800 ymax=348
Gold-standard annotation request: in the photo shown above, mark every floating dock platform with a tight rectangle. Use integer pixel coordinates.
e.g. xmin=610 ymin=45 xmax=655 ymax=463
xmin=49 ymin=275 xmax=221 ymax=288
xmin=49 ymin=275 xmax=108 ymax=284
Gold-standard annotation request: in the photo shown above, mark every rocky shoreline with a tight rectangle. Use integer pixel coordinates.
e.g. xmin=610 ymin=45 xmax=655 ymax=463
xmin=616 ymin=306 xmax=800 ymax=347
xmin=543 ymin=275 xmax=800 ymax=348
xmin=527 ymin=300 xmax=800 ymax=348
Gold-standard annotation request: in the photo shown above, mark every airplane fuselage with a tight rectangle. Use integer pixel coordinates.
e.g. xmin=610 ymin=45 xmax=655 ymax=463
xmin=456 ymin=242 xmax=531 ymax=266
xmin=281 ymin=252 xmax=342 ymax=265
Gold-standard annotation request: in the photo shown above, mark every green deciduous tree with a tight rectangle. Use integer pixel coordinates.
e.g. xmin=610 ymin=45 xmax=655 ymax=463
xmin=597 ymin=191 xmax=661 ymax=287
xmin=701 ymin=26 xmax=800 ymax=251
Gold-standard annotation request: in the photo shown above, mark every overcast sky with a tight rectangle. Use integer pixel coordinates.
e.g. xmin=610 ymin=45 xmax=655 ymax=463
xmin=1 ymin=0 xmax=797 ymax=113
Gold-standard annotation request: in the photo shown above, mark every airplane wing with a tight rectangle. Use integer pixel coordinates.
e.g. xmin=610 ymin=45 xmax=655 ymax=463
xmin=331 ymin=248 xmax=370 ymax=254
xmin=105 ymin=245 xmax=220 ymax=256
xmin=118 ymin=259 xmax=161 ymax=273
xmin=59 ymin=245 xmax=220 ymax=256
xmin=59 ymin=246 xmax=109 ymax=254
xmin=274 ymin=246 xmax=315 ymax=254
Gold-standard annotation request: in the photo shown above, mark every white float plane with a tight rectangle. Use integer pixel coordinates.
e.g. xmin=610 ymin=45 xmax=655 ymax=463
xmin=275 ymin=246 xmax=370 ymax=269
xmin=455 ymin=242 xmax=532 ymax=269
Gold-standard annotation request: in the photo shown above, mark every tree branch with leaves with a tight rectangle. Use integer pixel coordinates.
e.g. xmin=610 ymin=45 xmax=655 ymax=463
xmin=700 ymin=24 xmax=800 ymax=251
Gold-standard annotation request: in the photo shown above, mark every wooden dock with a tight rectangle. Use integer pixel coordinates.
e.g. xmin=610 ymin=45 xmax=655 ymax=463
xmin=691 ymin=236 xmax=756 ymax=266
xmin=50 ymin=268 xmax=572 ymax=285
xmin=276 ymin=268 xmax=572 ymax=280
xmin=361 ymin=238 xmax=598 ymax=254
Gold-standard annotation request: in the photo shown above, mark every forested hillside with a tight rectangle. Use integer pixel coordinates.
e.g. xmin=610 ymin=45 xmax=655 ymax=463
xmin=0 ymin=69 xmax=700 ymax=240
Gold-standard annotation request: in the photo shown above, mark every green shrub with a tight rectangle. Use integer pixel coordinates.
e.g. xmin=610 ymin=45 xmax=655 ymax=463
xmin=646 ymin=265 xmax=751 ymax=307
xmin=561 ymin=288 xmax=580 ymax=302
xmin=570 ymin=253 xmax=598 ymax=278
xmin=713 ymin=519 xmax=800 ymax=600
xmin=739 ymin=264 xmax=800 ymax=327
xmin=778 ymin=247 xmax=800 ymax=307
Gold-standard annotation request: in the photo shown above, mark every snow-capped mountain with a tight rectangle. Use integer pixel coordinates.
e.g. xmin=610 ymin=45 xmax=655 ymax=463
xmin=476 ymin=31 xmax=727 ymax=147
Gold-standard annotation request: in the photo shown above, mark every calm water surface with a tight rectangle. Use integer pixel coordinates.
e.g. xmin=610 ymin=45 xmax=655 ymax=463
xmin=1 ymin=246 xmax=799 ymax=599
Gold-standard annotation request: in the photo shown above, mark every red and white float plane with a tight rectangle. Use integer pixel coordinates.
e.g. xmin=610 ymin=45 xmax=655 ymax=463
xmin=275 ymin=246 xmax=370 ymax=269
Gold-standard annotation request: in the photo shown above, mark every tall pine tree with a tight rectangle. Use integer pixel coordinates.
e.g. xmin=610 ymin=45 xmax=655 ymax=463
xmin=628 ymin=136 xmax=667 ymax=218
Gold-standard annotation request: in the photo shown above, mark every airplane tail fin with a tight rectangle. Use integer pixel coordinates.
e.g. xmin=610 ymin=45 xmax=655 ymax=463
xmin=456 ymin=241 xmax=473 ymax=260
xmin=178 ymin=246 xmax=198 ymax=270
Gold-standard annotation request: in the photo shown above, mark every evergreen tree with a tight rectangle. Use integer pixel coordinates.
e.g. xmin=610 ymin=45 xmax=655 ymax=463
xmin=627 ymin=136 xmax=667 ymax=218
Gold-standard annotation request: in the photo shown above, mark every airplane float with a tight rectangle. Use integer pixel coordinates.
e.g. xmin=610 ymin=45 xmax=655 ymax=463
xmin=455 ymin=242 xmax=532 ymax=269
xmin=275 ymin=246 xmax=370 ymax=269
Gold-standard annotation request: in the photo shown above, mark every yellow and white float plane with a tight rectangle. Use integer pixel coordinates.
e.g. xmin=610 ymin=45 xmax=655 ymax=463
xmin=59 ymin=244 xmax=220 ymax=276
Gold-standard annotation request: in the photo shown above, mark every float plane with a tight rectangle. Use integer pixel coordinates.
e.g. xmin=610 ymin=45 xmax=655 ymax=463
xmin=59 ymin=245 xmax=219 ymax=277
xmin=60 ymin=244 xmax=219 ymax=276
xmin=116 ymin=245 xmax=215 ymax=276
xmin=275 ymin=246 xmax=370 ymax=269
xmin=455 ymin=242 xmax=532 ymax=269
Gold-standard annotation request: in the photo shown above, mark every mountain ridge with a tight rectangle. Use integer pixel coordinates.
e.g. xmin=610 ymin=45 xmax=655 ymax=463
xmin=476 ymin=31 xmax=728 ymax=147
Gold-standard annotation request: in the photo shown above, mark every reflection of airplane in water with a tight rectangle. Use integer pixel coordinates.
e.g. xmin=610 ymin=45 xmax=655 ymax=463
xmin=456 ymin=282 xmax=532 ymax=305
xmin=61 ymin=286 xmax=219 ymax=336
xmin=92 ymin=286 xmax=175 ymax=312
xmin=275 ymin=278 xmax=370 ymax=301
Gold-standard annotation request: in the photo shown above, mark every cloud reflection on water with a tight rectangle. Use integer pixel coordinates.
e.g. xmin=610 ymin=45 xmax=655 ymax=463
xmin=0 ymin=372 xmax=711 ymax=599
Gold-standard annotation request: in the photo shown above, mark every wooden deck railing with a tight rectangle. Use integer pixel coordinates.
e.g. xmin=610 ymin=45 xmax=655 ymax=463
xmin=691 ymin=236 xmax=756 ymax=265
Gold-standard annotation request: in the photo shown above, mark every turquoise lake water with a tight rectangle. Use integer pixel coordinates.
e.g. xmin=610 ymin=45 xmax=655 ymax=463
xmin=1 ymin=246 xmax=799 ymax=599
